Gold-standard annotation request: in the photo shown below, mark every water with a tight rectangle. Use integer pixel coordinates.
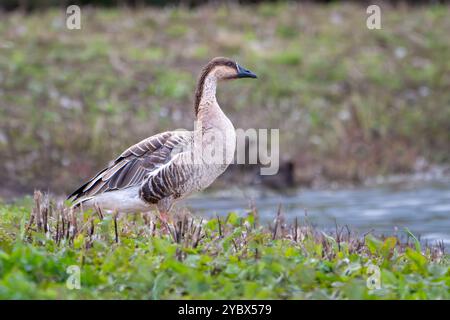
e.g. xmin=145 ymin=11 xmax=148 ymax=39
xmin=183 ymin=180 xmax=450 ymax=247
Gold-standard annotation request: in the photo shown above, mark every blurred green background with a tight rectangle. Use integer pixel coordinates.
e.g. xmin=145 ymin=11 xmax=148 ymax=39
xmin=0 ymin=1 xmax=449 ymax=196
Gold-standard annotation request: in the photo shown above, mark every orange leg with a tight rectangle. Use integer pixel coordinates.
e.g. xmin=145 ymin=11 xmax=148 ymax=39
xmin=159 ymin=211 xmax=170 ymax=234
xmin=157 ymin=200 xmax=173 ymax=235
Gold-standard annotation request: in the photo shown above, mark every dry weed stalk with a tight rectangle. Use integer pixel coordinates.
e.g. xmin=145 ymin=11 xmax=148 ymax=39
xmin=26 ymin=191 xmax=446 ymax=262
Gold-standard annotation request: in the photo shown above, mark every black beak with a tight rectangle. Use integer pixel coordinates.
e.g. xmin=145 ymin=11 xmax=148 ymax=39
xmin=236 ymin=63 xmax=257 ymax=79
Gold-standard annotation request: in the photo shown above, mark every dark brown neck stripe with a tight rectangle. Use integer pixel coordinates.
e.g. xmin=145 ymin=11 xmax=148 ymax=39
xmin=194 ymin=57 xmax=236 ymax=116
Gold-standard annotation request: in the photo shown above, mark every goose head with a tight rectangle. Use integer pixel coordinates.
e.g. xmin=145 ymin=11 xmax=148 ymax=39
xmin=194 ymin=57 xmax=257 ymax=115
xmin=203 ymin=57 xmax=257 ymax=81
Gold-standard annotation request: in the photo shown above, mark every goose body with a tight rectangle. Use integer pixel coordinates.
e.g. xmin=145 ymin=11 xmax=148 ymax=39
xmin=68 ymin=57 xmax=257 ymax=218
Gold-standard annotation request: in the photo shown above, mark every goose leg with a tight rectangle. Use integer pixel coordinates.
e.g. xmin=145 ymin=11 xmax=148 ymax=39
xmin=157 ymin=199 xmax=173 ymax=234
xmin=159 ymin=211 xmax=170 ymax=234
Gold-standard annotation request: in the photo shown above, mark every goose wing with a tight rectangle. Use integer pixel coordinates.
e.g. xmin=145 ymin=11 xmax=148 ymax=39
xmin=67 ymin=130 xmax=192 ymax=202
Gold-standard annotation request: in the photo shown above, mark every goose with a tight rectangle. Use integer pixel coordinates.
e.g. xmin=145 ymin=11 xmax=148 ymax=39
xmin=67 ymin=57 xmax=257 ymax=225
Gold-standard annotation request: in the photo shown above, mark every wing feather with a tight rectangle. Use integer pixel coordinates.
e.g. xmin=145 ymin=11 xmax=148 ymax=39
xmin=67 ymin=131 xmax=191 ymax=202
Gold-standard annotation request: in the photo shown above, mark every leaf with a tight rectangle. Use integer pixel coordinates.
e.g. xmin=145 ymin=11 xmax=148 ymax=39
xmin=404 ymin=228 xmax=421 ymax=252
xmin=405 ymin=247 xmax=427 ymax=272
xmin=245 ymin=214 xmax=255 ymax=227
xmin=151 ymin=273 xmax=168 ymax=300
xmin=365 ymin=235 xmax=382 ymax=255
xmin=285 ymin=247 xmax=297 ymax=258
xmin=205 ymin=219 xmax=218 ymax=231
xmin=227 ymin=212 xmax=240 ymax=226
xmin=73 ymin=234 xmax=85 ymax=249
xmin=381 ymin=237 xmax=397 ymax=258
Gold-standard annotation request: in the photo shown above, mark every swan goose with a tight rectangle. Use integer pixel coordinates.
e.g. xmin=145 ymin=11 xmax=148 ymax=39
xmin=67 ymin=57 xmax=257 ymax=223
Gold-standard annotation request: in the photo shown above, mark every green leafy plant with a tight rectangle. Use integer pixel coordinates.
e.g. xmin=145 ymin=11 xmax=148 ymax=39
xmin=0 ymin=192 xmax=448 ymax=300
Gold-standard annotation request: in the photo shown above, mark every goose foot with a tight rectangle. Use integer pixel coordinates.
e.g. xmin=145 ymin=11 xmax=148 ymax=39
xmin=159 ymin=211 xmax=171 ymax=235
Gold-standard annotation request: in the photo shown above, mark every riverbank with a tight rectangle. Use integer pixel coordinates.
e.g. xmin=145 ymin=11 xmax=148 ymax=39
xmin=2 ymin=174 xmax=450 ymax=248
xmin=0 ymin=191 xmax=448 ymax=299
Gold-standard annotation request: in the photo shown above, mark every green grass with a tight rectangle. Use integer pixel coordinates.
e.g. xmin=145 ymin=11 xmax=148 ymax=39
xmin=0 ymin=192 xmax=448 ymax=299
xmin=0 ymin=3 xmax=450 ymax=194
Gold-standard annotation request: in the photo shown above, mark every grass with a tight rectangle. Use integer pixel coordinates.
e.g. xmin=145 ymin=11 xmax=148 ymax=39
xmin=0 ymin=3 xmax=450 ymax=194
xmin=0 ymin=191 xmax=448 ymax=299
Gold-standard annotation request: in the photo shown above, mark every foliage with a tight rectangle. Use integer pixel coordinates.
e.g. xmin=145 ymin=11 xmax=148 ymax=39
xmin=0 ymin=192 xmax=448 ymax=299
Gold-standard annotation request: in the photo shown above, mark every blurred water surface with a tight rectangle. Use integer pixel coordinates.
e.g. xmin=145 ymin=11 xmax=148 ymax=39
xmin=185 ymin=180 xmax=450 ymax=246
